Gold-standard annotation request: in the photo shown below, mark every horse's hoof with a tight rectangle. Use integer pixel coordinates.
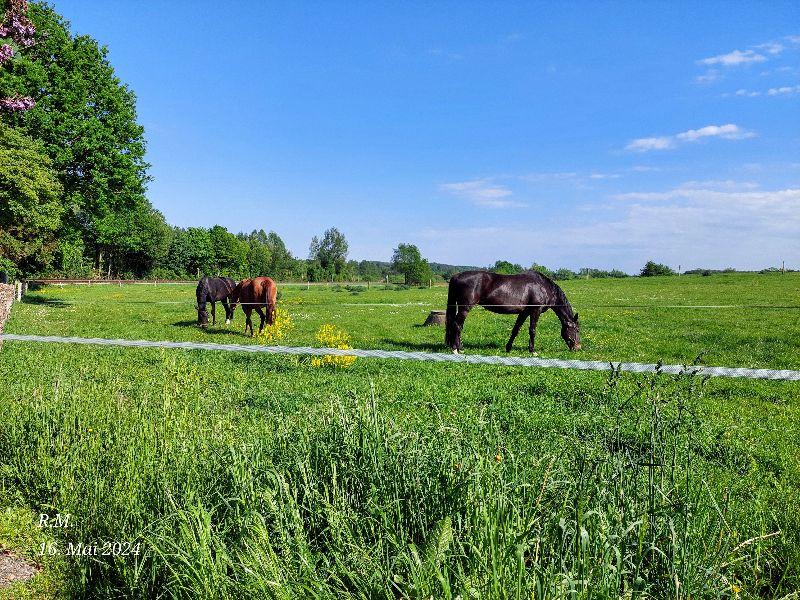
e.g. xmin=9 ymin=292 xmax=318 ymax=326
xmin=530 ymin=352 xmax=539 ymax=357
xmin=452 ymin=349 xmax=460 ymax=355
xmin=225 ymin=319 xmax=230 ymax=325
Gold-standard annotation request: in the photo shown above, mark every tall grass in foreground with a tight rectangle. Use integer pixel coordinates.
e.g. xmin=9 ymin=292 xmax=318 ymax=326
xmin=0 ymin=358 xmax=787 ymax=598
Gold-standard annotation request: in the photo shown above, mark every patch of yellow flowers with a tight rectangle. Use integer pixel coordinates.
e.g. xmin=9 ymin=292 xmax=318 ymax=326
xmin=256 ymin=307 xmax=294 ymax=343
xmin=311 ymin=323 xmax=356 ymax=368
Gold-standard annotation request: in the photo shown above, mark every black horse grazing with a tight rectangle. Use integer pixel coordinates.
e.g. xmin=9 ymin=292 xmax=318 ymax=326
xmin=445 ymin=270 xmax=581 ymax=354
xmin=196 ymin=276 xmax=237 ymax=327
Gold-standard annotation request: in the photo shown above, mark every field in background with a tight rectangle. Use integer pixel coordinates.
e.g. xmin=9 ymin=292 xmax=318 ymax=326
xmin=8 ymin=272 xmax=800 ymax=369
xmin=1 ymin=273 xmax=799 ymax=598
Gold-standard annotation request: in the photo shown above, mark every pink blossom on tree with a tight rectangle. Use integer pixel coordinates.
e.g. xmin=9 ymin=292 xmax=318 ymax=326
xmin=0 ymin=43 xmax=13 ymax=64
xmin=0 ymin=0 xmax=37 ymax=110
xmin=0 ymin=95 xmax=35 ymax=111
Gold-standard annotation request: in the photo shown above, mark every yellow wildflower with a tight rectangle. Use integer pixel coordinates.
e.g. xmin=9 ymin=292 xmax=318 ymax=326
xmin=256 ymin=308 xmax=294 ymax=343
xmin=312 ymin=324 xmax=356 ymax=368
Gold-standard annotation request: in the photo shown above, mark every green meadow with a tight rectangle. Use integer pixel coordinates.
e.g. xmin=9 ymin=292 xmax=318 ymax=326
xmin=8 ymin=272 xmax=800 ymax=368
xmin=1 ymin=273 xmax=799 ymax=598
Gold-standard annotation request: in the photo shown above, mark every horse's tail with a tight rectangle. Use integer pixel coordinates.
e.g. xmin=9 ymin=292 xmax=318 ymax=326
xmin=445 ymin=280 xmax=458 ymax=348
xmin=196 ymin=277 xmax=208 ymax=325
xmin=264 ymin=278 xmax=277 ymax=325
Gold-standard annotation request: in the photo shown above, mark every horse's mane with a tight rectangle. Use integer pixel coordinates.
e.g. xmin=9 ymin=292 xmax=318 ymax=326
xmin=535 ymin=272 xmax=574 ymax=318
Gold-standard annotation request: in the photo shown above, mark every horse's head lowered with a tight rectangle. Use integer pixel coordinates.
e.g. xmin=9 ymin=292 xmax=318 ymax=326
xmin=197 ymin=303 xmax=209 ymax=328
xmin=561 ymin=312 xmax=581 ymax=351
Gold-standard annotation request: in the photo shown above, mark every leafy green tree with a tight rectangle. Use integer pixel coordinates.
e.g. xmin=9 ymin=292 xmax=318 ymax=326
xmin=391 ymin=243 xmax=433 ymax=285
xmin=306 ymin=259 xmax=327 ymax=282
xmin=0 ymin=121 xmax=62 ymax=274
xmin=1 ymin=2 xmax=151 ymax=274
xmin=531 ymin=263 xmax=554 ymax=278
xmin=264 ymin=231 xmax=294 ymax=277
xmin=358 ymin=260 xmax=383 ymax=281
xmin=246 ymin=236 xmax=271 ymax=277
xmin=123 ymin=208 xmax=171 ymax=277
xmin=309 ymin=227 xmax=348 ymax=277
xmin=209 ymin=225 xmax=247 ymax=275
xmin=185 ymin=227 xmax=213 ymax=277
xmin=164 ymin=227 xmax=192 ymax=277
xmin=553 ymin=268 xmax=577 ymax=281
xmin=640 ymin=261 xmax=675 ymax=277
xmin=492 ymin=260 xmax=524 ymax=274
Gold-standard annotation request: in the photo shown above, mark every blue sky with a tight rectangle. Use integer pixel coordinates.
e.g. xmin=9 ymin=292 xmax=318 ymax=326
xmin=58 ymin=1 xmax=799 ymax=271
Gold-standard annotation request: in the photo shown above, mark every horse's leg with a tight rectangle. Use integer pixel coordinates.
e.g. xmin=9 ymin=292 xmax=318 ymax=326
xmin=245 ymin=308 xmax=253 ymax=336
xmin=528 ymin=309 xmax=543 ymax=354
xmin=222 ymin=298 xmax=231 ymax=325
xmin=453 ymin=305 xmax=473 ymax=353
xmin=255 ymin=307 xmax=266 ymax=334
xmin=505 ymin=311 xmax=530 ymax=353
xmin=211 ymin=301 xmax=216 ymax=326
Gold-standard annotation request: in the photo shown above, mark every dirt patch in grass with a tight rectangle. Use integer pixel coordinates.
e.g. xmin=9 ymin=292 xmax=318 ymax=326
xmin=0 ymin=549 xmax=39 ymax=588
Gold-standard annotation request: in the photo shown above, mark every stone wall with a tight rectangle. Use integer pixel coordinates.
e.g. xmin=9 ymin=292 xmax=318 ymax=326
xmin=0 ymin=283 xmax=14 ymax=344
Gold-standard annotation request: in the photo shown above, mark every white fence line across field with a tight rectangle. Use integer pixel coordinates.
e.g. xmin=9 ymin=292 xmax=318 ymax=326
xmin=3 ymin=334 xmax=799 ymax=381
xmin=17 ymin=298 xmax=800 ymax=309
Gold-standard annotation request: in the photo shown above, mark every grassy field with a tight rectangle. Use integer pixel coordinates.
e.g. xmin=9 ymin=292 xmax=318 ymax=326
xmin=9 ymin=272 xmax=800 ymax=368
xmin=1 ymin=273 xmax=799 ymax=598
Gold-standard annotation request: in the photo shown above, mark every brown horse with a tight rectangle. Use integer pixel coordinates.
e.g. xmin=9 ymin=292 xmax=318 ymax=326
xmin=445 ymin=270 xmax=581 ymax=354
xmin=230 ymin=276 xmax=278 ymax=336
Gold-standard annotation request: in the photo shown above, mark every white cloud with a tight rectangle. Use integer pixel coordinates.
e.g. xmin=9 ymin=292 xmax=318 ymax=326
xmin=699 ymin=49 xmax=767 ymax=67
xmin=626 ymin=124 xmax=754 ymax=152
xmin=416 ymin=187 xmax=800 ymax=271
xmin=520 ymin=171 xmax=578 ymax=182
xmin=589 ymin=172 xmax=621 ymax=180
xmin=615 ymin=180 xmax=761 ymax=200
xmin=695 ymin=70 xmax=723 ymax=84
xmin=626 ymin=136 xmax=675 ymax=152
xmin=729 ymin=85 xmax=800 ymax=97
xmin=756 ymin=42 xmax=785 ymax=55
xmin=439 ymin=179 xmax=526 ymax=208
xmin=502 ymin=32 xmax=523 ymax=43
xmin=675 ymin=123 xmax=753 ymax=142
xmin=768 ymin=85 xmax=800 ymax=96
xmin=680 ymin=180 xmax=760 ymax=191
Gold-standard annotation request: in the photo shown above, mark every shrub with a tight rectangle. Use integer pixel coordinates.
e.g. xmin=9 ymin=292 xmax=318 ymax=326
xmin=640 ymin=261 xmax=675 ymax=277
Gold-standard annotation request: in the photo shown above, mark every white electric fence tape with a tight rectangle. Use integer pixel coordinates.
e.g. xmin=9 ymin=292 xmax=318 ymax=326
xmin=2 ymin=333 xmax=799 ymax=381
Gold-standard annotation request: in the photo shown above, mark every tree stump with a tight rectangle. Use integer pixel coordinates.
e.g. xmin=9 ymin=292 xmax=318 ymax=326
xmin=423 ymin=310 xmax=447 ymax=326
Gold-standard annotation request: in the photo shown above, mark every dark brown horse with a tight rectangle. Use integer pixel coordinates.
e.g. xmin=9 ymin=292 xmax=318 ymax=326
xmin=230 ymin=276 xmax=278 ymax=336
xmin=445 ymin=270 xmax=581 ymax=354
xmin=196 ymin=276 xmax=237 ymax=327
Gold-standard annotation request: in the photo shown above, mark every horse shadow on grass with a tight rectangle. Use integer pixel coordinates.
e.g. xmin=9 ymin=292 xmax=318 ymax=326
xmin=374 ymin=338 xmax=505 ymax=353
xmin=172 ymin=320 xmax=253 ymax=338
xmin=22 ymin=296 xmax=73 ymax=308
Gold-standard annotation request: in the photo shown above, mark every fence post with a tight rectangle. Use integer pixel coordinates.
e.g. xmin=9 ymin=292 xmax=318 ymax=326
xmin=14 ymin=281 xmax=22 ymax=302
